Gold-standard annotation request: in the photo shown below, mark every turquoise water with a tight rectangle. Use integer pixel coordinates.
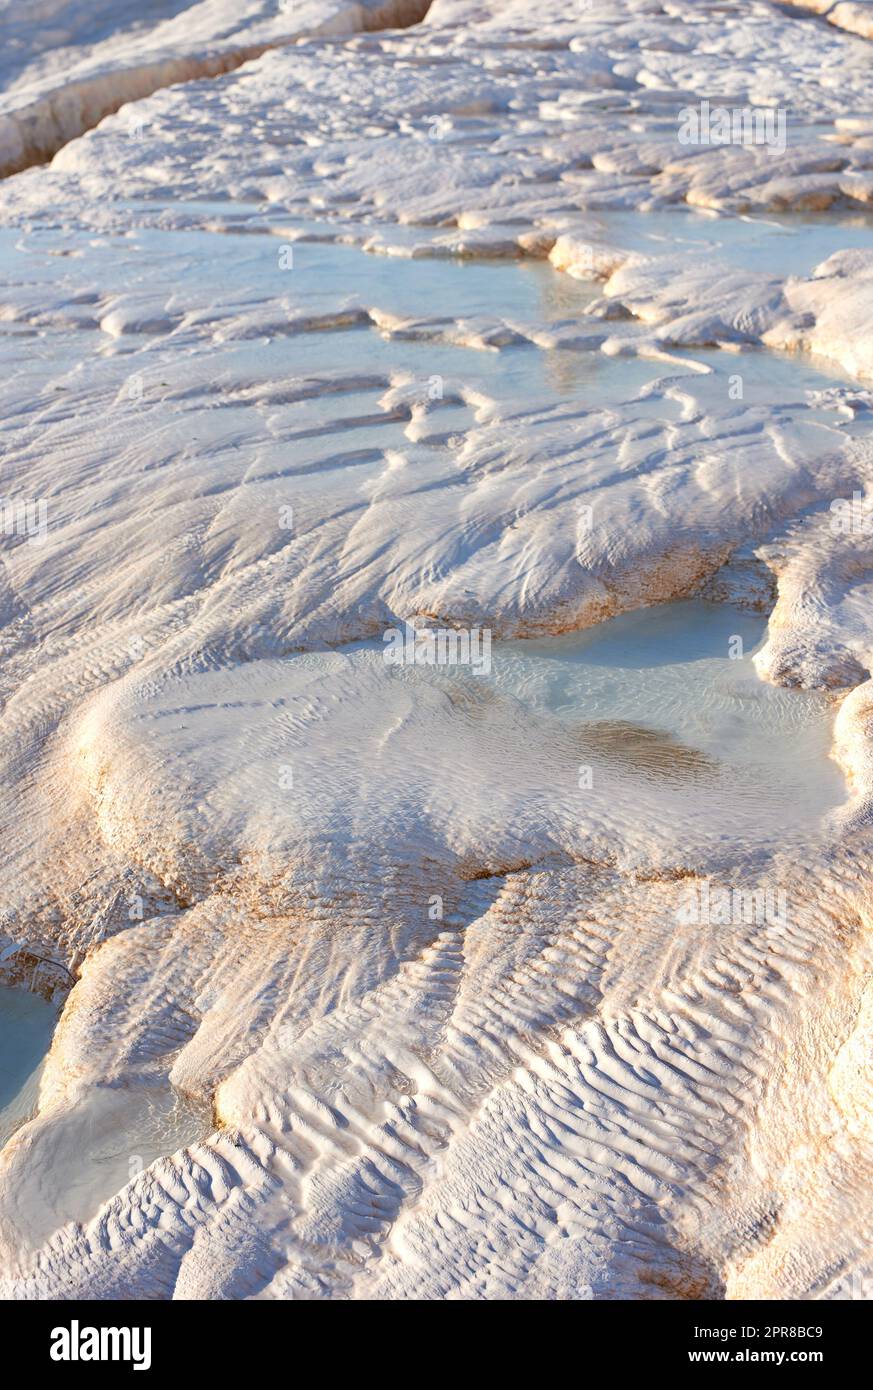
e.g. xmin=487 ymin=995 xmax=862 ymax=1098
xmin=4 ymin=1077 xmax=215 ymax=1252
xmin=496 ymin=602 xmax=844 ymax=834
xmin=0 ymin=985 xmax=58 ymax=1148
xmin=494 ymin=602 xmax=840 ymax=811
xmin=0 ymin=984 xmax=211 ymax=1245
xmin=595 ymin=207 xmax=873 ymax=279
xmin=346 ymin=599 xmax=847 ymax=843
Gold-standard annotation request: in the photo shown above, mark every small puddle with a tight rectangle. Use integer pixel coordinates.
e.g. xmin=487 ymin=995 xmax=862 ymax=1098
xmin=341 ymin=598 xmax=846 ymax=853
xmin=491 ymin=600 xmax=845 ymax=838
xmin=0 ymin=983 xmax=212 ymax=1250
xmin=596 ymin=206 xmax=873 ymax=278
xmin=2 ymin=1079 xmax=213 ymax=1253
xmin=0 ymin=985 xmax=57 ymax=1148
xmin=15 ymin=1084 xmax=213 ymax=1249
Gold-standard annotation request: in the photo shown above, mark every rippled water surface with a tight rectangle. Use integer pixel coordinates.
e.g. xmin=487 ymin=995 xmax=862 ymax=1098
xmin=494 ymin=600 xmax=845 ymax=834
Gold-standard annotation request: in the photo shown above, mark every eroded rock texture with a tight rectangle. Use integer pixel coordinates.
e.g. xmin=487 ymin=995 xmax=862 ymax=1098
xmin=0 ymin=0 xmax=872 ymax=1300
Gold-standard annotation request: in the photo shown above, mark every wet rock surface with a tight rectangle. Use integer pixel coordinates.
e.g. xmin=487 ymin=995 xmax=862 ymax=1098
xmin=0 ymin=0 xmax=872 ymax=1301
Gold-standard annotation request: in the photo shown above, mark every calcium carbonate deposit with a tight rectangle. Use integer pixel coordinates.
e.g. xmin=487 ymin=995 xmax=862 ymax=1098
xmin=0 ymin=0 xmax=872 ymax=1301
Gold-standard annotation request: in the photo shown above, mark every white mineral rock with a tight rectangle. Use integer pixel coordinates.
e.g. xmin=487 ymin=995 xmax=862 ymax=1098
xmin=0 ymin=0 xmax=872 ymax=1302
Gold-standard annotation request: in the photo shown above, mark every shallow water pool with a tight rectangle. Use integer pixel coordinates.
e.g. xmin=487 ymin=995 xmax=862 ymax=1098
xmin=0 ymin=985 xmax=58 ymax=1148
xmin=349 ymin=598 xmax=847 ymax=854
xmin=0 ymin=984 xmax=213 ymax=1251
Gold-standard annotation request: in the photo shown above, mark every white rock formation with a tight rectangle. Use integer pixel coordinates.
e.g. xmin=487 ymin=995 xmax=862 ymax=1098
xmin=0 ymin=0 xmax=872 ymax=1301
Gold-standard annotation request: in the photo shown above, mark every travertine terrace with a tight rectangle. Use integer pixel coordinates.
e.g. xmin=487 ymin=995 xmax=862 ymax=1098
xmin=0 ymin=0 xmax=872 ymax=1301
